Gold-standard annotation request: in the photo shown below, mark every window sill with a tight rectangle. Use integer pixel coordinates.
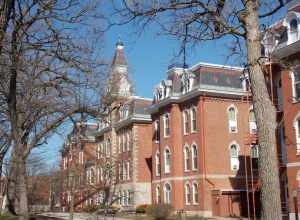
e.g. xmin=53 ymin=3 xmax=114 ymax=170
xmin=191 ymin=131 xmax=197 ymax=134
xmin=184 ymin=169 xmax=190 ymax=172
xmin=192 ymin=168 xmax=198 ymax=171
xmin=192 ymin=203 xmax=199 ymax=205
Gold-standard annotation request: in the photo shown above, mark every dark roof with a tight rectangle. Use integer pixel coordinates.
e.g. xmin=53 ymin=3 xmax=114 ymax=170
xmin=112 ymin=47 xmax=128 ymax=66
xmin=200 ymin=72 xmax=242 ymax=89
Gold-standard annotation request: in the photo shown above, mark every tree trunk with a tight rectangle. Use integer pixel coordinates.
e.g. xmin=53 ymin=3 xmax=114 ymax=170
xmin=244 ymin=1 xmax=282 ymax=219
xmin=7 ymin=147 xmax=29 ymax=220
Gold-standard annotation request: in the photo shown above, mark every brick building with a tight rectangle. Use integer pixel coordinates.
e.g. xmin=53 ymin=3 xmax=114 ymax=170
xmin=149 ymin=62 xmax=260 ymax=217
xmin=61 ymin=41 xmax=153 ymax=211
xmin=59 ymin=1 xmax=300 ymax=218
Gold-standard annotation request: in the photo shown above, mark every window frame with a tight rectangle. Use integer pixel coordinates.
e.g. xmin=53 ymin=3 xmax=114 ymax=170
xmin=228 ymin=105 xmax=238 ymax=133
xmin=163 ymin=113 xmax=170 ymax=138
xmin=164 ymin=183 xmax=171 ymax=204
xmin=191 ymin=144 xmax=198 ymax=171
xmin=191 ymin=107 xmax=197 ymax=133
xmin=192 ymin=182 xmax=199 ymax=205
xmin=183 ymin=110 xmax=189 ymax=135
xmin=184 ymin=145 xmax=190 ymax=172
xmin=185 ymin=183 xmax=191 ymax=205
xmin=155 ymin=151 xmax=161 ymax=176
xmin=164 ymin=147 xmax=171 ymax=174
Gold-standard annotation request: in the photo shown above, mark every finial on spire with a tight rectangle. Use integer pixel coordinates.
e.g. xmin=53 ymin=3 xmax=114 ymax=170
xmin=116 ymin=36 xmax=124 ymax=49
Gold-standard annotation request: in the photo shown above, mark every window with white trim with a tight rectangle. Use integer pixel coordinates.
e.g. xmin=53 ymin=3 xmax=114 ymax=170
xmin=155 ymin=151 xmax=161 ymax=176
xmin=118 ymin=136 xmax=122 ymax=153
xmin=156 ymin=185 xmax=161 ymax=204
xmin=251 ymin=144 xmax=259 ymax=169
xmin=191 ymin=107 xmax=197 ymax=132
xmin=292 ymin=70 xmax=300 ymax=101
xmin=249 ymin=109 xmax=257 ymax=134
xmin=294 ymin=116 xmax=300 ymax=154
xmin=228 ymin=106 xmax=237 ymax=133
xmin=185 ymin=183 xmax=191 ymax=205
xmin=230 ymin=143 xmax=240 ymax=171
xmin=164 ymin=148 xmax=171 ymax=173
xmin=164 ymin=183 xmax=171 ymax=204
xmin=184 ymin=145 xmax=190 ymax=171
xmin=107 ymin=139 xmax=111 ymax=157
xmin=191 ymin=144 xmax=198 ymax=170
xmin=183 ymin=110 xmax=189 ymax=135
xmin=192 ymin=183 xmax=199 ymax=204
xmin=154 ymin=120 xmax=160 ymax=142
xmin=164 ymin=114 xmax=170 ymax=137
xmin=124 ymin=133 xmax=127 ymax=151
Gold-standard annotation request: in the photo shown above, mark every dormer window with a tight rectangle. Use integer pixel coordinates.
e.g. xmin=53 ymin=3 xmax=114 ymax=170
xmin=290 ymin=19 xmax=298 ymax=31
xmin=119 ymin=105 xmax=129 ymax=120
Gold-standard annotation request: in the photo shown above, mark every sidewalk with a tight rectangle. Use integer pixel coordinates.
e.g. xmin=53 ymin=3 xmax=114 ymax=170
xmin=41 ymin=212 xmax=128 ymax=220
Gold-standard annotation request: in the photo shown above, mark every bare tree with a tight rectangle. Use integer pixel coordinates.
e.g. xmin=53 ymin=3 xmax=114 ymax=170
xmin=111 ymin=0 xmax=286 ymax=219
xmin=0 ymin=1 xmax=107 ymax=219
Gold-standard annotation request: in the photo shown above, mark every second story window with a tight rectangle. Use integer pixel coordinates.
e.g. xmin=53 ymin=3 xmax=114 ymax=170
xmin=191 ymin=144 xmax=198 ymax=170
xmin=164 ymin=147 xmax=171 ymax=174
xmin=292 ymin=70 xmax=300 ymax=101
xmin=184 ymin=145 xmax=190 ymax=171
xmin=249 ymin=109 xmax=257 ymax=134
xmin=154 ymin=120 xmax=160 ymax=142
xmin=164 ymin=114 xmax=170 ymax=137
xmin=191 ymin=107 xmax=197 ymax=132
xmin=79 ymin=151 xmax=84 ymax=164
xmin=155 ymin=151 xmax=161 ymax=176
xmin=230 ymin=143 xmax=240 ymax=171
xmin=183 ymin=110 xmax=189 ymax=135
xmin=228 ymin=106 xmax=237 ymax=133
xmin=294 ymin=116 xmax=300 ymax=155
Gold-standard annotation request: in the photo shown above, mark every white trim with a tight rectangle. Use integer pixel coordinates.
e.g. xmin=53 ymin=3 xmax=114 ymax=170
xmin=190 ymin=62 xmax=244 ymax=72
xmin=287 ymin=162 xmax=300 ymax=167
xmin=164 ymin=146 xmax=171 ymax=174
xmin=183 ymin=144 xmax=190 ymax=172
xmin=191 ymin=143 xmax=198 ymax=171
xmin=190 ymin=106 xmax=197 ymax=133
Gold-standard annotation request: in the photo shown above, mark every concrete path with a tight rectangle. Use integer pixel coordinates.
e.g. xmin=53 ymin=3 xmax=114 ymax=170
xmin=41 ymin=212 xmax=128 ymax=220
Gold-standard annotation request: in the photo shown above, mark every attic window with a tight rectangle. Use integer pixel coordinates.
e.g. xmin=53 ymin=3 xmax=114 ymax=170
xmin=290 ymin=19 xmax=298 ymax=31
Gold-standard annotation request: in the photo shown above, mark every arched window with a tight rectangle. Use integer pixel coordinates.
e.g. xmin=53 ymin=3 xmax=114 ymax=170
xmin=164 ymin=148 xmax=171 ymax=173
xmin=183 ymin=110 xmax=189 ymax=134
xmin=155 ymin=151 xmax=161 ymax=176
xmin=154 ymin=120 xmax=160 ymax=142
xmin=191 ymin=107 xmax=197 ymax=132
xmin=191 ymin=144 xmax=198 ymax=170
xmin=192 ymin=183 xmax=199 ymax=204
xmin=164 ymin=183 xmax=171 ymax=204
xmin=290 ymin=19 xmax=298 ymax=31
xmin=230 ymin=143 xmax=240 ymax=171
xmin=156 ymin=185 xmax=161 ymax=204
xmin=292 ymin=69 xmax=300 ymax=100
xmin=251 ymin=145 xmax=259 ymax=169
xmin=230 ymin=144 xmax=238 ymax=158
xmin=164 ymin=114 xmax=170 ymax=137
xmin=228 ymin=107 xmax=236 ymax=121
xmin=249 ymin=109 xmax=257 ymax=134
xmin=251 ymin=145 xmax=259 ymax=158
xmin=184 ymin=145 xmax=190 ymax=171
xmin=185 ymin=183 xmax=191 ymax=205
xmin=228 ymin=106 xmax=237 ymax=133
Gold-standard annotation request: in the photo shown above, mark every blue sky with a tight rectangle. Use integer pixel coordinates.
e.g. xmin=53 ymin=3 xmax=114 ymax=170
xmin=41 ymin=2 xmax=288 ymax=167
